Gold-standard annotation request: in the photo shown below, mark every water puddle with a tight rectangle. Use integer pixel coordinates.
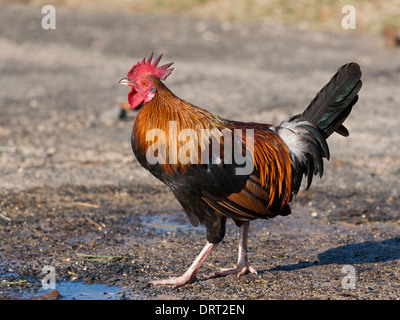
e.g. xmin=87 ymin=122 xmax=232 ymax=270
xmin=140 ymin=214 xmax=191 ymax=232
xmin=36 ymin=281 xmax=123 ymax=300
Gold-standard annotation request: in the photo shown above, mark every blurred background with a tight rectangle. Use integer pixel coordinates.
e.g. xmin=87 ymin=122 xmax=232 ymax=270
xmin=8 ymin=0 xmax=400 ymax=34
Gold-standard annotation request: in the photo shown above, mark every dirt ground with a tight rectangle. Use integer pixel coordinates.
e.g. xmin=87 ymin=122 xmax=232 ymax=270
xmin=0 ymin=2 xmax=399 ymax=300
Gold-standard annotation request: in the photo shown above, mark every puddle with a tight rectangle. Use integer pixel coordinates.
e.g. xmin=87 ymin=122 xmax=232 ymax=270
xmin=140 ymin=214 xmax=191 ymax=231
xmin=37 ymin=281 xmax=123 ymax=300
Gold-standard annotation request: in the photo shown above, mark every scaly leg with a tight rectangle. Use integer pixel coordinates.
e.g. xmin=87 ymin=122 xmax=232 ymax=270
xmin=150 ymin=241 xmax=218 ymax=288
xmin=213 ymin=221 xmax=257 ymax=277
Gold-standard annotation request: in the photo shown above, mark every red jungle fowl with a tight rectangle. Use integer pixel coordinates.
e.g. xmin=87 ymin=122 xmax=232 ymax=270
xmin=119 ymin=53 xmax=362 ymax=288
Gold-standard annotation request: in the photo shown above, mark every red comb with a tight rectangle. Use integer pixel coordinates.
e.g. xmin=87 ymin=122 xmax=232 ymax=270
xmin=127 ymin=53 xmax=174 ymax=81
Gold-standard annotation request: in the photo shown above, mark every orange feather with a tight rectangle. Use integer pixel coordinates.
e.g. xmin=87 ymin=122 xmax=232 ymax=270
xmin=133 ymin=76 xmax=294 ymax=217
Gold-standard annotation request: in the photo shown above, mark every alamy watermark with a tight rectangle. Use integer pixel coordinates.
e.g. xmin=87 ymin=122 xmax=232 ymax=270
xmin=41 ymin=265 xmax=56 ymax=290
xmin=341 ymin=5 xmax=356 ymax=30
xmin=40 ymin=5 xmax=356 ymax=31
xmin=341 ymin=265 xmax=356 ymax=289
xmin=41 ymin=5 xmax=56 ymax=30
xmin=145 ymin=121 xmax=254 ymax=175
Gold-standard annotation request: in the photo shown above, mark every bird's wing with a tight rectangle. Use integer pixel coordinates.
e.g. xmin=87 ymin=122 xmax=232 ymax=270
xmin=199 ymin=125 xmax=293 ymax=221
xmin=201 ymin=173 xmax=292 ymax=222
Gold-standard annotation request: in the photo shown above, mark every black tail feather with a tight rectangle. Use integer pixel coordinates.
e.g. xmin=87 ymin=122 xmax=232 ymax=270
xmin=292 ymin=63 xmax=362 ymax=138
xmin=281 ymin=63 xmax=362 ymax=195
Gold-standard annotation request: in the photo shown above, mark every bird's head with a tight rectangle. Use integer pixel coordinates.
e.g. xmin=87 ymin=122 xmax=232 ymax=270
xmin=119 ymin=53 xmax=174 ymax=109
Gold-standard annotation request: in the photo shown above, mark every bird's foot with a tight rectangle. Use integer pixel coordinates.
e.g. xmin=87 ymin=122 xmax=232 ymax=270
xmin=212 ymin=260 xmax=258 ymax=278
xmin=150 ymin=273 xmax=197 ymax=288
xmin=151 ymin=241 xmax=218 ymax=288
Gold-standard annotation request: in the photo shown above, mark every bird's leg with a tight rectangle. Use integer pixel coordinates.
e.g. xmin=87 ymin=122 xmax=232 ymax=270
xmin=150 ymin=241 xmax=218 ymax=288
xmin=213 ymin=221 xmax=257 ymax=277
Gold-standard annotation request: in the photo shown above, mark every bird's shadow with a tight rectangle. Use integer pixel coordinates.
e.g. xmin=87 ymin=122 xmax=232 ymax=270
xmin=266 ymin=237 xmax=400 ymax=272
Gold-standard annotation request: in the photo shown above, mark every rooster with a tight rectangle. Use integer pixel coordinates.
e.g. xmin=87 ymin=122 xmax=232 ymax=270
xmin=119 ymin=53 xmax=362 ymax=288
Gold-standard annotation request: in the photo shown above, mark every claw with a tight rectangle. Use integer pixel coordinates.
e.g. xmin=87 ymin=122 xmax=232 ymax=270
xmin=151 ymin=274 xmax=197 ymax=288
xmin=213 ymin=262 xmax=258 ymax=278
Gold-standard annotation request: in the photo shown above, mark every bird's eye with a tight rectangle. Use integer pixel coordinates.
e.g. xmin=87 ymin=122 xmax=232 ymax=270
xmin=142 ymin=81 xmax=147 ymax=86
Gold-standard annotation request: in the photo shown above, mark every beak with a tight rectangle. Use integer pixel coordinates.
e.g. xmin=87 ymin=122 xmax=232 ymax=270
xmin=119 ymin=78 xmax=132 ymax=86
